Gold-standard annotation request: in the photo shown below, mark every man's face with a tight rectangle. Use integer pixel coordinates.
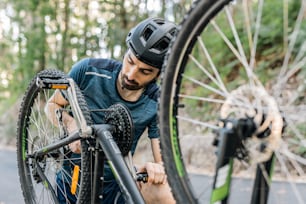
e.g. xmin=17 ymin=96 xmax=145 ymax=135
xmin=120 ymin=50 xmax=160 ymax=90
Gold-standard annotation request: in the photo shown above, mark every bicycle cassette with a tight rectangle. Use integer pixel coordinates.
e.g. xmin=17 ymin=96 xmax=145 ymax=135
xmin=104 ymin=103 xmax=134 ymax=156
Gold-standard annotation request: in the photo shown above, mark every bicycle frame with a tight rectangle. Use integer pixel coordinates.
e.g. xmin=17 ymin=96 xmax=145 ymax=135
xmin=31 ymin=76 xmax=146 ymax=204
xmin=27 ymin=125 xmax=145 ymax=204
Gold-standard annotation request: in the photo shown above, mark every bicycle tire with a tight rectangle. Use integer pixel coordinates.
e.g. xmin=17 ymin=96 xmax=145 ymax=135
xmin=160 ymin=0 xmax=306 ymax=203
xmin=16 ymin=69 xmax=94 ymax=204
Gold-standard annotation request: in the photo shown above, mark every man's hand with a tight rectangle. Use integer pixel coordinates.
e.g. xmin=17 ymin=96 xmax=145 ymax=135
xmin=45 ymin=90 xmax=81 ymax=154
xmin=137 ymin=162 xmax=176 ymax=204
xmin=66 ymin=118 xmax=81 ymax=153
xmin=69 ymin=140 xmax=81 ymax=153
xmin=137 ymin=162 xmax=167 ymax=185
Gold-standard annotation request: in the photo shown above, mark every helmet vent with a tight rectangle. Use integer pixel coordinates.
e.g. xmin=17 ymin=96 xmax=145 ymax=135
xmin=152 ymin=37 xmax=169 ymax=52
xmin=170 ymin=29 xmax=177 ymax=37
xmin=143 ymin=26 xmax=154 ymax=41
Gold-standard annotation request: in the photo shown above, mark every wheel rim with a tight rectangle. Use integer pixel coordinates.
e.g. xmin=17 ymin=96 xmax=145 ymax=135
xmin=18 ymin=83 xmax=80 ymax=203
xmin=161 ymin=0 xmax=306 ymax=203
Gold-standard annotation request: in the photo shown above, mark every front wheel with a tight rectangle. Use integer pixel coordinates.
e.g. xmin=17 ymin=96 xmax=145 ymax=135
xmin=159 ymin=0 xmax=306 ymax=203
xmin=16 ymin=69 xmax=94 ymax=204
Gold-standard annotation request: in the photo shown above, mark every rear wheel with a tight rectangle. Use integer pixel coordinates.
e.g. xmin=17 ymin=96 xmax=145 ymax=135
xmin=160 ymin=0 xmax=306 ymax=203
xmin=16 ymin=69 xmax=94 ymax=204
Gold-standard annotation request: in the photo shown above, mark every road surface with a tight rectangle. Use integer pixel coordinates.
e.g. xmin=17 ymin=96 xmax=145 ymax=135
xmin=0 ymin=148 xmax=24 ymax=204
xmin=1 ymin=148 xmax=306 ymax=204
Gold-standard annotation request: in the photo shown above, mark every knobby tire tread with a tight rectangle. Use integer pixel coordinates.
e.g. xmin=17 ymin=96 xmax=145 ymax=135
xmin=159 ymin=0 xmax=232 ymax=203
xmin=16 ymin=69 xmax=94 ymax=204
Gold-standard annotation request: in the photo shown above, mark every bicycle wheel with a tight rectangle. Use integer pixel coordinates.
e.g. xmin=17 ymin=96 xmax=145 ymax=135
xmin=16 ymin=69 xmax=94 ymax=204
xmin=160 ymin=0 xmax=306 ymax=203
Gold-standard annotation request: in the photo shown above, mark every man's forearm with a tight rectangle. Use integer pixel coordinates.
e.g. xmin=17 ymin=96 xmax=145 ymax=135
xmin=45 ymin=101 xmax=77 ymax=133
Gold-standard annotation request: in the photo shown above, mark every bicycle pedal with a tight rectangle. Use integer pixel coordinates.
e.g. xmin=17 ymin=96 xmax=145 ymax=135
xmin=36 ymin=76 xmax=70 ymax=89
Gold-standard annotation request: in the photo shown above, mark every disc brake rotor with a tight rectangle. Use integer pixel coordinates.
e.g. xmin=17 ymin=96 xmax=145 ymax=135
xmin=104 ymin=103 xmax=134 ymax=156
xmin=220 ymin=84 xmax=284 ymax=164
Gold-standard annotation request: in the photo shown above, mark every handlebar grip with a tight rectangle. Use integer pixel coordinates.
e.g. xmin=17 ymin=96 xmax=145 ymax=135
xmin=136 ymin=172 xmax=148 ymax=183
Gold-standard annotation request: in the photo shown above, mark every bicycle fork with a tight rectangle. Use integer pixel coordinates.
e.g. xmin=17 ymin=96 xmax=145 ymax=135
xmin=211 ymin=118 xmax=273 ymax=204
xmin=210 ymin=126 xmax=235 ymax=204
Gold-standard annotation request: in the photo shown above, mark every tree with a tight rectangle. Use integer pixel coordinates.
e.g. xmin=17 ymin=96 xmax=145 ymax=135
xmin=0 ymin=0 xmax=186 ymax=113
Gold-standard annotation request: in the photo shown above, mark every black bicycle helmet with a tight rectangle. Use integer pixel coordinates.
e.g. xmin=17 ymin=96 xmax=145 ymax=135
xmin=126 ymin=17 xmax=178 ymax=69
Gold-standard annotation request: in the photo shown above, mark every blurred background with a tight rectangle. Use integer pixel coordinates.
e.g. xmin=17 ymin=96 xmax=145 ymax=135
xmin=0 ymin=1 xmax=189 ymax=202
xmin=0 ymin=0 xmax=305 ymax=203
xmin=1 ymin=0 xmax=304 ymax=148
xmin=0 ymin=0 xmax=193 ymax=146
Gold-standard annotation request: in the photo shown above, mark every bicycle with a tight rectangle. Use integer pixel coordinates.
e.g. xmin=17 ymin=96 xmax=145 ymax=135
xmin=159 ymin=0 xmax=306 ymax=203
xmin=16 ymin=69 xmax=148 ymax=204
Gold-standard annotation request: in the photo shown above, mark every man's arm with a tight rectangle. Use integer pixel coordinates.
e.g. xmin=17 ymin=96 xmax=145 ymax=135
xmin=151 ymin=138 xmax=163 ymax=164
xmin=138 ymin=138 xmax=176 ymax=204
xmin=45 ymin=90 xmax=80 ymax=152
xmin=45 ymin=90 xmax=76 ymax=131
xmin=137 ymin=138 xmax=166 ymax=184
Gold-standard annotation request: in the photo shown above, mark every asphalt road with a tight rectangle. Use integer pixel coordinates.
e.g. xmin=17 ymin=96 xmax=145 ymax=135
xmin=1 ymin=148 xmax=305 ymax=204
xmin=191 ymin=174 xmax=306 ymax=203
xmin=0 ymin=148 xmax=24 ymax=204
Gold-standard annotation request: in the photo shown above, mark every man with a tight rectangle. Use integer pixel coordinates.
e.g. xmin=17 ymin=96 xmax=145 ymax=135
xmin=45 ymin=17 xmax=177 ymax=203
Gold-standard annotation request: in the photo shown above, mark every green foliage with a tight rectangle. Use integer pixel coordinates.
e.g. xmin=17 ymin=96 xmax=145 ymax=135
xmin=0 ymin=0 xmax=186 ymax=114
xmin=0 ymin=0 xmax=305 ymax=117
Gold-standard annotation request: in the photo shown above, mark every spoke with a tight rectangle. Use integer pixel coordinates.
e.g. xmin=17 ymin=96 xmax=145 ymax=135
xmin=176 ymin=115 xmax=219 ymax=130
xmin=43 ymin=90 xmax=60 ymax=142
xmin=283 ymin=0 xmax=289 ymax=52
xmin=29 ymin=115 xmax=48 ymax=146
xmin=249 ymin=0 xmax=264 ymax=70
xmin=275 ymin=59 xmax=305 ymax=104
xmin=57 ymin=169 xmax=74 ymax=202
xmin=280 ymin=144 xmax=306 ymax=166
xmin=188 ymin=54 xmax=224 ymax=92
xmin=242 ymin=0 xmax=253 ymax=58
xmin=287 ymin=155 xmax=305 ymax=176
xmin=281 ymin=0 xmax=306 ymax=76
xmin=293 ymin=42 xmax=306 ymax=65
xmin=286 ymin=56 xmax=305 ymax=81
xmin=225 ymin=7 xmax=248 ymax=69
xmin=179 ymin=94 xmax=225 ymax=104
xmin=182 ymin=74 xmax=228 ymax=98
xmin=275 ymin=151 xmax=305 ymax=204
xmin=284 ymin=117 xmax=306 ymax=145
xmin=277 ymin=0 xmax=306 ymax=91
xmin=280 ymin=105 xmax=306 ymax=122
xmin=210 ymin=19 xmax=260 ymax=86
xmin=197 ymin=37 xmax=228 ymax=94
xmin=35 ymin=93 xmax=48 ymax=138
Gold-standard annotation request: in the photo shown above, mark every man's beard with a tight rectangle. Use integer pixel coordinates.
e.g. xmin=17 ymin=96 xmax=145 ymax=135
xmin=120 ymin=74 xmax=144 ymax=90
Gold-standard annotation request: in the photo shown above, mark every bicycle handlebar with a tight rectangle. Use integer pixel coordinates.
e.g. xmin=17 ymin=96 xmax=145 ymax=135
xmin=136 ymin=172 xmax=148 ymax=183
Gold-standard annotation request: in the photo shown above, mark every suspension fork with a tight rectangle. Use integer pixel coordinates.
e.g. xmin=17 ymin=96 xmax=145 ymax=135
xmin=210 ymin=127 xmax=236 ymax=204
xmin=251 ymin=154 xmax=274 ymax=204
xmin=211 ymin=118 xmax=257 ymax=204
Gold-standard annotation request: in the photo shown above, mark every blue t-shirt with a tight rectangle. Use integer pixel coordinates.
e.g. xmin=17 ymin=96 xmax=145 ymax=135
xmin=68 ymin=58 xmax=160 ymax=154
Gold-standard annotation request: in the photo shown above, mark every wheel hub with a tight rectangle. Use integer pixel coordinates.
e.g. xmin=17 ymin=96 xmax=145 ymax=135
xmin=104 ymin=103 xmax=134 ymax=156
xmin=220 ymin=85 xmax=284 ymax=164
